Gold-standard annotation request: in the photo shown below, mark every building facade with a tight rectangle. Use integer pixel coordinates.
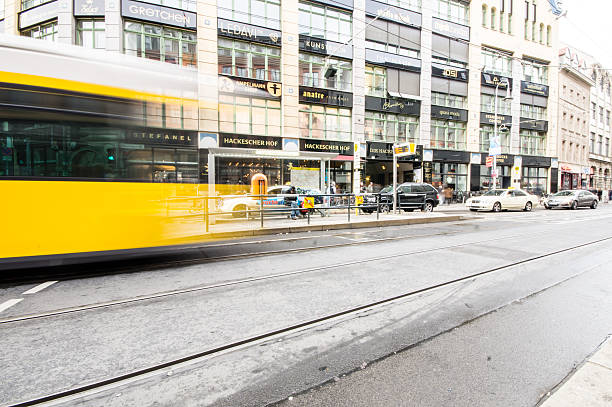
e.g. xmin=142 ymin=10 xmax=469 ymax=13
xmin=1 ymin=0 xmax=562 ymax=195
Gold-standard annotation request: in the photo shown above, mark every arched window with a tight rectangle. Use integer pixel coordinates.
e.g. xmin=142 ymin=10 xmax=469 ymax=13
xmin=546 ymin=25 xmax=551 ymax=46
xmin=500 ymin=11 xmax=505 ymax=32
xmin=482 ymin=4 xmax=488 ymax=27
xmin=539 ymin=23 xmax=544 ymax=43
xmin=491 ymin=7 xmax=496 ymax=30
xmin=508 ymin=14 xmax=512 ymax=34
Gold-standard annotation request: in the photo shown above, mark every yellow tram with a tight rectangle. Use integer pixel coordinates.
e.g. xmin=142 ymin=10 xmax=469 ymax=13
xmin=0 ymin=35 xmax=210 ymax=269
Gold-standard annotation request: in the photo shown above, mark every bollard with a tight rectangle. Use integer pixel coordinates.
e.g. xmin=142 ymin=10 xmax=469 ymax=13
xmin=260 ymin=195 xmax=264 ymax=228
xmin=376 ymin=194 xmax=380 ymax=220
xmin=205 ymin=197 xmax=209 ymax=233
xmin=347 ymin=196 xmax=351 ymax=223
xmin=307 ymin=209 xmax=310 ymax=225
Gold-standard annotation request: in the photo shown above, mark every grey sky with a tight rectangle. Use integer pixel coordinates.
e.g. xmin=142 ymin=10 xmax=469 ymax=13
xmin=559 ymin=0 xmax=612 ymax=67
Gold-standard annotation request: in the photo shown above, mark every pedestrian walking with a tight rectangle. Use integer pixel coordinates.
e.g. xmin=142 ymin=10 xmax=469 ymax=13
xmin=437 ymin=184 xmax=444 ymax=205
xmin=285 ymin=186 xmax=300 ymax=220
xmin=444 ymin=185 xmax=453 ymax=205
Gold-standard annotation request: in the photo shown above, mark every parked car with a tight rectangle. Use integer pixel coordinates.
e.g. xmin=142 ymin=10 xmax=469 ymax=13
xmin=465 ymin=188 xmax=538 ymax=212
xmin=218 ymin=185 xmax=319 ymax=218
xmin=543 ymin=190 xmax=598 ymax=210
xmin=360 ymin=182 xmax=440 ymax=213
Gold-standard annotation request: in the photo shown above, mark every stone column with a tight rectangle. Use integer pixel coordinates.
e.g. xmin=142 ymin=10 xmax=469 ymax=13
xmin=419 ymin=4 xmax=432 ymax=150
xmin=352 ymin=0 xmax=365 ymax=193
xmin=57 ymin=0 xmax=73 ymax=43
xmin=3 ymin=0 xmax=18 ymax=35
xmin=281 ymin=0 xmax=299 ymax=139
xmin=105 ymin=0 xmax=121 ymax=52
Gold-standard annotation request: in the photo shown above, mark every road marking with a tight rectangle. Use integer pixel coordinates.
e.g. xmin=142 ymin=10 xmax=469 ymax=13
xmin=0 ymin=299 xmax=23 ymax=313
xmin=22 ymin=281 xmax=58 ymax=295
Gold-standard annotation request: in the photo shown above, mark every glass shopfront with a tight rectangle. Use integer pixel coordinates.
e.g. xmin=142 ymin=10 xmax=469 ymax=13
xmin=521 ymin=167 xmax=548 ymax=195
xmin=432 ymin=162 xmax=467 ymax=192
xmin=478 ymin=165 xmax=510 ymax=190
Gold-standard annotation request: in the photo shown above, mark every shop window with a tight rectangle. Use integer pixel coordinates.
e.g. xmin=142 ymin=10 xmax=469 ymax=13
xmin=219 ymin=95 xmax=281 ymax=137
xmin=76 ymin=19 xmax=105 ymax=49
xmin=482 ymin=49 xmax=512 ymax=76
xmin=299 ymin=53 xmax=351 ymax=91
xmin=481 ymin=94 xmax=511 ymax=115
xmin=364 ymin=112 xmax=419 ymax=144
xmin=430 ymin=119 xmax=466 ymax=151
xmin=521 ymin=167 xmax=548 ymax=194
xmin=124 ymin=22 xmax=196 ymax=67
xmin=479 ymin=125 xmax=510 ymax=153
xmin=432 ymin=163 xmax=468 ymax=192
xmin=519 ymin=129 xmax=546 ymax=156
xmin=365 ymin=17 xmax=421 ymax=59
xmin=21 ymin=20 xmax=58 ymax=41
xmin=434 ymin=0 xmax=469 ymax=25
xmin=365 ymin=65 xmax=386 ymax=97
xmin=479 ymin=165 xmax=509 ymax=190
xmin=299 ymin=104 xmax=351 ymax=141
xmin=218 ymin=0 xmax=280 ymax=29
xmin=218 ymin=38 xmax=280 ymax=81
xmin=431 ymin=92 xmax=466 ymax=109
xmin=298 ymin=1 xmax=352 ymax=43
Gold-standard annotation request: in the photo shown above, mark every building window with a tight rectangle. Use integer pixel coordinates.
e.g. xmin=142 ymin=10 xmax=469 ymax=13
xmin=521 ymin=104 xmax=547 ymax=120
xmin=299 ymin=104 xmax=352 ymax=141
xmin=124 ymin=22 xmax=196 ymax=67
xmin=519 ymin=129 xmax=546 ymax=156
xmin=606 ymin=138 xmax=610 ymax=156
xmin=592 ymin=103 xmax=597 ymax=120
xmin=76 ymin=19 xmax=105 ymax=49
xmin=21 ymin=20 xmax=58 ymax=41
xmin=375 ymin=0 xmax=421 ymax=12
xmin=365 ymin=17 xmax=421 ymax=59
xmin=219 ymin=94 xmax=281 ymax=136
xmin=218 ymin=0 xmax=280 ymax=29
xmin=431 ymin=92 xmax=467 ymax=109
xmin=430 ymin=119 xmax=466 ymax=150
xmin=508 ymin=13 xmax=512 ymax=35
xmin=432 ymin=163 xmax=468 ymax=192
xmin=20 ymin=0 xmax=51 ymax=11
xmin=546 ymin=25 xmax=551 ymax=46
xmin=491 ymin=7 xmax=496 ymax=30
xmin=299 ymin=53 xmax=352 ymax=91
xmin=600 ymin=107 xmax=605 ymax=125
xmin=598 ymin=135 xmax=603 ymax=155
xmin=218 ymin=38 xmax=280 ymax=81
xmin=500 ymin=11 xmax=505 ymax=32
xmin=298 ymin=1 xmax=352 ymax=43
xmin=607 ymin=110 xmax=610 ymax=128
xmin=590 ymin=132 xmax=595 ymax=153
xmin=539 ymin=23 xmax=544 ymax=43
xmin=482 ymin=49 xmax=512 ymax=76
xmin=522 ymin=60 xmax=548 ymax=84
xmin=532 ymin=21 xmax=536 ymax=42
xmin=482 ymin=4 xmax=487 ymax=27
xmin=521 ymin=167 xmax=548 ymax=194
xmin=479 ymin=125 xmax=510 ymax=153
xmin=364 ymin=112 xmax=419 ymax=144
xmin=434 ymin=0 xmax=469 ymax=25
xmin=481 ymin=94 xmax=511 ymax=115
xmin=144 ymin=0 xmax=196 ymax=11
xmin=365 ymin=65 xmax=386 ymax=97
xmin=524 ymin=20 xmax=529 ymax=40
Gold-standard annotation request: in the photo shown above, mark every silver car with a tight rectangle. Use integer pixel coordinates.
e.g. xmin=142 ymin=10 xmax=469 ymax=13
xmin=544 ymin=190 xmax=598 ymax=210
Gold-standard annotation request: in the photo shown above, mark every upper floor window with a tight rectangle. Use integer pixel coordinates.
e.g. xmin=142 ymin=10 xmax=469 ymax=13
xmin=482 ymin=49 xmax=512 ymax=77
xmin=76 ymin=19 xmax=105 ymax=49
xmin=299 ymin=1 xmax=351 ymax=43
xmin=21 ymin=20 xmax=57 ymax=41
xmin=481 ymin=94 xmax=511 ymax=115
xmin=218 ymin=38 xmax=280 ymax=81
xmin=365 ymin=17 xmax=421 ymax=59
xmin=431 ymin=92 xmax=467 ymax=109
xmin=523 ymin=60 xmax=548 ymax=85
xmin=124 ymin=22 xmax=196 ymax=67
xmin=482 ymin=5 xmax=487 ymax=27
xmin=299 ymin=53 xmax=352 ymax=92
xmin=546 ymin=25 xmax=551 ymax=46
xmin=218 ymin=0 xmax=280 ymax=30
xmin=0 ymin=0 xmax=5 ymax=20
xmin=434 ymin=0 xmax=469 ymax=25
xmin=521 ymin=104 xmax=547 ymax=120
xmin=365 ymin=65 xmax=386 ymax=97
xmin=299 ymin=104 xmax=352 ymax=141
xmin=375 ymin=0 xmax=421 ymax=12
xmin=146 ymin=0 xmax=196 ymax=12
xmin=490 ymin=7 xmax=496 ymax=30
xmin=21 ymin=0 xmax=51 ymax=11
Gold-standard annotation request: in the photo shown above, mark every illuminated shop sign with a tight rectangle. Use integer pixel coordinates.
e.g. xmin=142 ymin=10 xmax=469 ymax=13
xmin=218 ymin=19 xmax=281 ymax=46
xmin=480 ymin=112 xmax=513 ymax=126
xmin=219 ymin=133 xmax=282 ymax=150
xmin=300 ymin=139 xmax=353 ymax=156
xmin=367 ymin=142 xmax=422 ymax=161
xmin=299 ymin=86 xmax=353 ymax=107
xmin=431 ymin=105 xmax=468 ymax=122
xmin=521 ymin=81 xmax=550 ymax=97
xmin=127 ymin=130 xmax=197 ymax=146
xmin=219 ymin=76 xmax=282 ymax=99
xmin=74 ymin=0 xmax=105 ymax=17
xmin=431 ymin=65 xmax=468 ymax=82
xmin=365 ymin=96 xmax=420 ymax=115
xmin=122 ymin=0 xmax=196 ymax=29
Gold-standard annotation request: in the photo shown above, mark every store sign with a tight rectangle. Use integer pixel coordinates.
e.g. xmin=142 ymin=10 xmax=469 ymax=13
xmin=481 ymin=154 xmax=514 ymax=166
xmin=521 ymin=81 xmax=549 ymax=97
xmin=219 ymin=133 xmax=282 ymax=150
xmin=365 ymin=96 xmax=420 ymax=115
xmin=367 ymin=142 xmax=422 ymax=161
xmin=432 ymin=17 xmax=470 ymax=41
xmin=520 ymin=118 xmax=548 ymax=132
xmin=365 ymin=48 xmax=421 ymax=72
xmin=299 ymin=35 xmax=353 ymax=59
xmin=299 ymin=86 xmax=352 ymax=107
xmin=431 ymin=105 xmax=468 ymax=122
xmin=127 ymin=130 xmax=197 ymax=146
xmin=365 ymin=0 xmax=422 ymax=27
xmin=122 ymin=0 xmax=196 ymax=29
xmin=423 ymin=161 xmax=433 ymax=184
xmin=74 ymin=0 xmax=105 ymax=17
xmin=218 ymin=19 xmax=281 ymax=46
xmin=300 ymin=139 xmax=353 ymax=156
xmin=431 ymin=65 xmax=469 ymax=82
xmin=481 ymin=73 xmax=513 ymax=89
xmin=19 ymin=0 xmax=58 ymax=29
xmin=219 ymin=76 xmax=282 ymax=99
xmin=480 ymin=112 xmax=512 ymax=127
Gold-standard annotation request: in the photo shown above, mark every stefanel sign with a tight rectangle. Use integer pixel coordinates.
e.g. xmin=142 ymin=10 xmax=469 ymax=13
xmin=127 ymin=130 xmax=197 ymax=146
xmin=365 ymin=96 xmax=420 ymax=115
xmin=218 ymin=19 xmax=281 ymax=46
xmin=122 ymin=0 xmax=196 ymax=29
xmin=521 ymin=81 xmax=550 ymax=97
xmin=299 ymin=86 xmax=353 ymax=107
xmin=300 ymin=139 xmax=353 ymax=156
xmin=219 ymin=133 xmax=282 ymax=150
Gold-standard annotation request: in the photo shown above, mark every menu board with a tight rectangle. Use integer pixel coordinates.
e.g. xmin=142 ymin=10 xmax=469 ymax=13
xmin=290 ymin=167 xmax=320 ymax=190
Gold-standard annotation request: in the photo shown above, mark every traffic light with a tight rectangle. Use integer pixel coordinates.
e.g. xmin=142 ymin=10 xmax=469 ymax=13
xmin=106 ymin=148 xmax=116 ymax=162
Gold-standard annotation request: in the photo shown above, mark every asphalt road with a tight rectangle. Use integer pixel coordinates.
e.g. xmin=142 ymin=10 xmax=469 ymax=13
xmin=1 ymin=205 xmax=611 ymax=406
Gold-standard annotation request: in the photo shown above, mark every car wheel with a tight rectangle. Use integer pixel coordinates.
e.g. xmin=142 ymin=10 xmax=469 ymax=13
xmin=379 ymin=204 xmax=390 ymax=213
xmin=591 ymin=200 xmax=598 ymax=209
xmin=546 ymin=206 xmax=552 ymax=210
xmin=422 ymin=201 xmax=434 ymax=212
xmin=492 ymin=202 xmax=502 ymax=212
xmin=232 ymin=204 xmax=247 ymax=218
xmin=524 ymin=202 xmax=533 ymax=212
xmin=469 ymin=208 xmax=478 ymax=212
xmin=570 ymin=200 xmax=578 ymax=210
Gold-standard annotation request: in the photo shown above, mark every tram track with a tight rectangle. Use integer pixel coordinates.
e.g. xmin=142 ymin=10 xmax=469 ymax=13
xmin=1 ymin=230 xmax=539 ymax=325
xmin=8 ymin=235 xmax=612 ymax=407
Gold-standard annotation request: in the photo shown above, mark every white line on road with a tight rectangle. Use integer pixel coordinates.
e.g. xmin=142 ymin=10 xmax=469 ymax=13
xmin=22 ymin=281 xmax=58 ymax=295
xmin=0 ymin=299 xmax=23 ymax=313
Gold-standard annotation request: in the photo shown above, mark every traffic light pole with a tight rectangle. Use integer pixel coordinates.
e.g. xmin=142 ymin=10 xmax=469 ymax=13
xmin=393 ymin=151 xmax=397 ymax=213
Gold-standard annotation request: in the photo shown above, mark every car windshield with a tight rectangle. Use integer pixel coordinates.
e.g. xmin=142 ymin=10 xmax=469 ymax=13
xmin=380 ymin=185 xmax=393 ymax=193
xmin=553 ymin=191 xmax=575 ymax=196
xmin=483 ymin=190 xmax=506 ymax=196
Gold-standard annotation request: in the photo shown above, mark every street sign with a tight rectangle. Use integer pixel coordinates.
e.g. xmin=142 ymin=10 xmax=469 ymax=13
xmin=491 ymin=169 xmax=498 ymax=178
xmin=303 ymin=196 xmax=315 ymax=208
xmin=486 ymin=156 xmax=494 ymax=167
xmin=489 ymin=135 xmax=501 ymax=156
xmin=355 ymin=195 xmax=364 ymax=205
xmin=394 ymin=143 xmax=417 ymax=157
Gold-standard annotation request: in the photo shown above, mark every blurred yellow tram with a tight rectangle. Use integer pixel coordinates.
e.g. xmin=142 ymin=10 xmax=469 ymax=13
xmin=0 ymin=35 xmax=210 ymax=269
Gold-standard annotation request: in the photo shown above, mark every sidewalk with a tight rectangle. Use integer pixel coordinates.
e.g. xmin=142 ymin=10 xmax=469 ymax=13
xmin=203 ymin=210 xmax=469 ymax=240
xmin=540 ymin=335 xmax=612 ymax=407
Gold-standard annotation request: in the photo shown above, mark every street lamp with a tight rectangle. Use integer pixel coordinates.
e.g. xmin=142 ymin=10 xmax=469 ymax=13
xmin=491 ymin=78 xmax=512 ymax=190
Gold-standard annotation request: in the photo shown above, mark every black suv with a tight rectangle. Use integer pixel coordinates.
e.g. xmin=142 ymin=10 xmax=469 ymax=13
xmin=361 ymin=182 xmax=440 ymax=213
